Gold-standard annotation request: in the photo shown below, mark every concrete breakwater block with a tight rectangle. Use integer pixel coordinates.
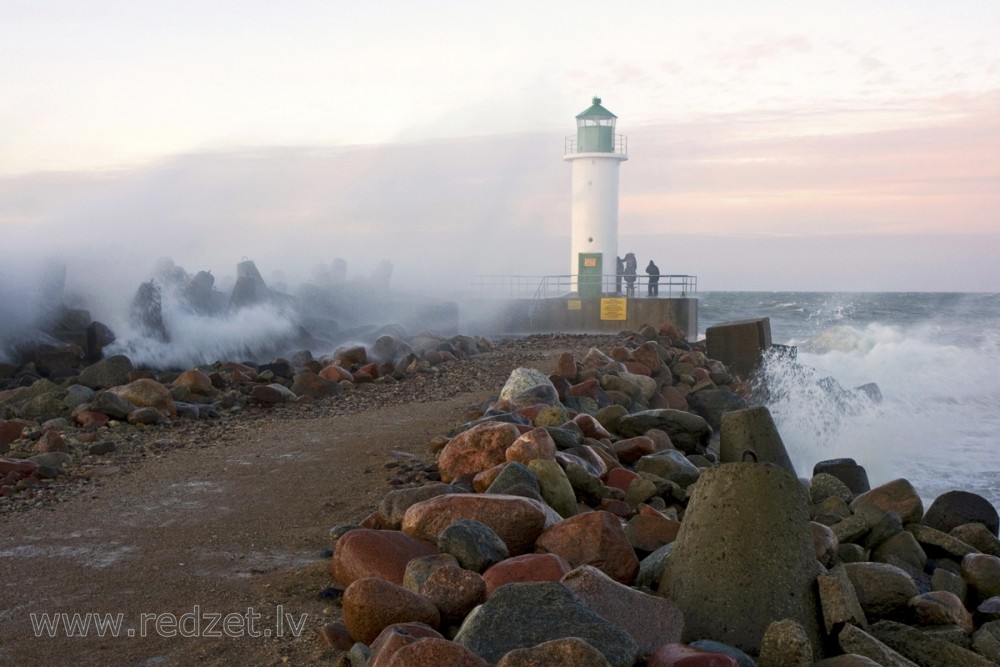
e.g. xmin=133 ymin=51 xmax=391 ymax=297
xmin=719 ymin=405 xmax=796 ymax=475
xmin=705 ymin=318 xmax=772 ymax=380
xmin=660 ymin=462 xmax=822 ymax=657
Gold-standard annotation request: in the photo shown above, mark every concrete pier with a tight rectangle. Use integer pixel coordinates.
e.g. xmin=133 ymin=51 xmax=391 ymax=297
xmin=461 ymin=296 xmax=698 ymax=339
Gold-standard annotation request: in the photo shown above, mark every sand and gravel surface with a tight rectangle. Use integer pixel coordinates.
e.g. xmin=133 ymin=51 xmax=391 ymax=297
xmin=0 ymin=333 xmax=620 ymax=666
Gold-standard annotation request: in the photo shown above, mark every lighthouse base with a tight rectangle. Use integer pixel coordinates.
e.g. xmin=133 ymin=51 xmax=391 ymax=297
xmin=461 ymin=296 xmax=698 ymax=340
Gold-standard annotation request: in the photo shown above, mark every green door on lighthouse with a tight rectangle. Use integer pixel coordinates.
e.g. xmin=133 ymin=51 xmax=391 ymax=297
xmin=578 ymin=253 xmax=603 ymax=297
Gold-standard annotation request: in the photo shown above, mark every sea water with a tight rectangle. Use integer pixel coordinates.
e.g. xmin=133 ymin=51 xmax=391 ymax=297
xmin=699 ymin=292 xmax=1000 ymax=509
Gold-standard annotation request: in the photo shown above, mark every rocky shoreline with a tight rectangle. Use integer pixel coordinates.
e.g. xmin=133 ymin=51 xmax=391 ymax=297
xmin=5 ymin=319 xmax=1000 ymax=666
xmin=318 ymin=323 xmax=1000 ymax=666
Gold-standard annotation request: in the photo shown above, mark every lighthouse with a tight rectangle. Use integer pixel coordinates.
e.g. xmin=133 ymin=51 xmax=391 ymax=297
xmin=564 ymin=96 xmax=628 ymax=296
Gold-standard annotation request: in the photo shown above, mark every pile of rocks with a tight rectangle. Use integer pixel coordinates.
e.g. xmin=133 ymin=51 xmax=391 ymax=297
xmin=0 ymin=329 xmax=491 ymax=499
xmin=323 ymin=322 xmax=1000 ymax=666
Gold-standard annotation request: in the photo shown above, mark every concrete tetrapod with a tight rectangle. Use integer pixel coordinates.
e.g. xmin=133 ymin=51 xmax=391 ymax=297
xmin=719 ymin=405 xmax=796 ymax=474
xmin=659 ymin=462 xmax=822 ymax=657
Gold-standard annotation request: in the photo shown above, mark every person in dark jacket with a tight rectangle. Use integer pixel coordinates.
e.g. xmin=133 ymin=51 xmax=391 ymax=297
xmin=615 ymin=256 xmax=625 ymax=294
xmin=623 ymin=253 xmax=637 ymax=297
xmin=646 ymin=260 xmax=660 ymax=296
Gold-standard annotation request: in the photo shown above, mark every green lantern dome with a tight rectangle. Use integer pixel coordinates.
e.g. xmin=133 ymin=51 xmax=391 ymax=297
xmin=575 ymin=96 xmax=618 ymax=153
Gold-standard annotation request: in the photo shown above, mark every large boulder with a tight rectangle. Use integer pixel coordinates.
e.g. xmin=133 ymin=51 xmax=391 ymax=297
xmin=562 ymin=565 xmax=683 ymax=658
xmin=453 ymin=582 xmax=639 ymax=667
xmin=78 ymin=354 xmax=133 ymax=389
xmin=499 ymin=368 xmax=555 ymax=403
xmin=923 ymin=490 xmax=999 ymax=537
xmin=851 ymin=479 xmax=923 ymax=525
xmin=341 ymin=577 xmax=440 ymax=645
xmin=438 ymin=422 xmax=521 ymax=483
xmin=113 ymin=379 xmax=176 ymax=418
xmin=402 ymin=493 xmax=547 ymax=556
xmin=331 ymin=528 xmax=439 ymax=587
xmin=88 ymin=390 xmax=138 ymax=419
xmin=843 ymin=562 xmax=919 ymax=622
xmin=868 ymin=619 xmax=997 ymax=667
xmin=535 ymin=511 xmax=639 ymax=584
xmin=617 ymin=409 xmax=711 ymax=454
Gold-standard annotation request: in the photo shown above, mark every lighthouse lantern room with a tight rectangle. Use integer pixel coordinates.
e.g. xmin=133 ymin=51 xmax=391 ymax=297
xmin=564 ymin=96 xmax=628 ymax=296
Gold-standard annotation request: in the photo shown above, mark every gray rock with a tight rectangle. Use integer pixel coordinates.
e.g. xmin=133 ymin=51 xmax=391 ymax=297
xmin=62 ymin=384 xmax=95 ymax=410
xmin=924 ymin=490 xmax=1000 ymax=537
xmin=174 ymin=402 xmax=200 ymax=419
xmin=757 ymin=618 xmax=812 ymax=667
xmin=453 ymin=582 xmax=639 ymax=667
xmin=527 ymin=459 xmax=578 ymax=518
xmin=814 ymin=458 xmax=871 ymax=496
xmin=832 ymin=502 xmax=885 ymax=544
xmin=87 ymin=441 xmax=117 ymax=456
xmin=499 ymin=368 xmax=555 ymax=402
xmin=851 ymin=479 xmax=923 ymax=525
xmin=249 ymin=384 xmax=286 ymax=404
xmin=617 ymin=409 xmax=711 ymax=454
xmin=379 ymin=483 xmax=459 ymax=529
xmin=128 ymin=407 xmax=162 ymax=425
xmin=930 ymin=567 xmax=967 ymax=602
xmin=594 ymin=404 xmax=629 ymax=434
xmin=402 ymin=553 xmax=460 ymax=593
xmin=89 ymin=391 xmax=138 ymax=419
xmin=437 ymin=519 xmax=509 ymax=573
xmin=486 ymin=462 xmax=540 ymax=497
xmin=868 ymin=619 xmax=997 ymax=667
xmin=973 ymin=621 xmax=1000 ymax=664
xmin=544 ymin=426 xmax=584 ymax=450
xmin=563 ymin=462 xmax=607 ymax=506
xmin=635 ymin=542 xmax=672 ymax=591
xmin=635 ymin=450 xmax=701 ymax=488
xmin=952 ymin=523 xmax=1000 ymax=557
xmin=508 ymin=384 xmax=561 ymax=409
xmin=837 ymin=624 xmax=919 ymax=667
xmin=811 ymin=472 xmax=856 ymax=505
xmin=907 ymin=523 xmax=979 ymax=560
xmin=562 ymin=565 xmax=683 ymax=658
xmin=29 ymin=452 xmax=73 ymax=469
xmin=78 ymin=354 xmax=133 ymax=389
xmin=818 ymin=565 xmax=869 ymax=635
xmin=873 ymin=531 xmax=927 ymax=573
xmin=843 ymin=562 xmax=919 ymax=622
xmin=864 ymin=511 xmax=904 ymax=550
xmin=17 ymin=392 xmax=69 ymax=422
xmin=661 ymin=463 xmax=821 ymax=655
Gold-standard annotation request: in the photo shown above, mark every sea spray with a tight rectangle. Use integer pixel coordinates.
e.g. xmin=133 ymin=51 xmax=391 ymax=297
xmin=104 ymin=297 xmax=301 ymax=369
xmin=761 ymin=318 xmax=1000 ymax=508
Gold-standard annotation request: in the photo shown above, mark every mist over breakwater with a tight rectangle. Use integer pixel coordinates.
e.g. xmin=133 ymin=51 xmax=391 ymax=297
xmin=700 ymin=291 xmax=1000 ymax=508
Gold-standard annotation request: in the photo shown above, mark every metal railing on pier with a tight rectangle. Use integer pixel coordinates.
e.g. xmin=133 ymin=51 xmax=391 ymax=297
xmin=470 ymin=274 xmax=697 ymax=299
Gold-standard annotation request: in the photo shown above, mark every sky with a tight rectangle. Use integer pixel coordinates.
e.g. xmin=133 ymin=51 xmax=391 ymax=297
xmin=1 ymin=0 xmax=998 ymax=294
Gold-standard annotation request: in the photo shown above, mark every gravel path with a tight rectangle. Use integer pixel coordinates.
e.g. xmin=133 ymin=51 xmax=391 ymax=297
xmin=0 ymin=333 xmax=619 ymax=666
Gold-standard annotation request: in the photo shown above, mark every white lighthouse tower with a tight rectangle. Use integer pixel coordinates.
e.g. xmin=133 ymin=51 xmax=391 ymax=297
xmin=564 ymin=96 xmax=628 ymax=296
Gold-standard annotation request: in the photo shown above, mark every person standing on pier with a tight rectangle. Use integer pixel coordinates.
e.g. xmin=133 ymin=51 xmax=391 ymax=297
xmin=615 ymin=256 xmax=625 ymax=294
xmin=623 ymin=253 xmax=637 ymax=297
xmin=646 ymin=260 xmax=660 ymax=297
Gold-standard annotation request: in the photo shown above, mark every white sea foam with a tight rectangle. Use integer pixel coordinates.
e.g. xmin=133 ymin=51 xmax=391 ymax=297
xmin=103 ymin=298 xmax=300 ymax=369
xmin=766 ymin=320 xmax=1000 ymax=507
